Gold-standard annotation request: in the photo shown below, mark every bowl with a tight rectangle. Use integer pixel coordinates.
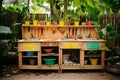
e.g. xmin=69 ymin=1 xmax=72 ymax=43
xmin=43 ymin=48 xmax=53 ymax=53
xmin=43 ymin=57 xmax=56 ymax=65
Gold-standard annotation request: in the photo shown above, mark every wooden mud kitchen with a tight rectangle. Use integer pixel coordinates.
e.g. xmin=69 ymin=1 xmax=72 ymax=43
xmin=18 ymin=24 xmax=107 ymax=72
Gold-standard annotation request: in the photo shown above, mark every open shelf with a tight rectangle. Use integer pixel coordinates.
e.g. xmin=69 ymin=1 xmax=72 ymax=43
xmin=41 ymin=53 xmax=59 ymax=56
xmin=22 ymin=24 xmax=100 ymax=28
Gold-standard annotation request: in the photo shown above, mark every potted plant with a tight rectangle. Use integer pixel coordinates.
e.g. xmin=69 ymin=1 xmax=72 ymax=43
xmin=87 ymin=50 xmax=99 ymax=65
xmin=74 ymin=17 xmax=79 ymax=26
xmin=24 ymin=13 xmax=30 ymax=25
xmin=31 ymin=13 xmax=38 ymax=25
xmin=45 ymin=15 xmax=51 ymax=26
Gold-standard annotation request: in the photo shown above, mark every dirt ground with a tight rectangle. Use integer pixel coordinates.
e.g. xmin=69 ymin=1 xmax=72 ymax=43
xmin=0 ymin=65 xmax=120 ymax=80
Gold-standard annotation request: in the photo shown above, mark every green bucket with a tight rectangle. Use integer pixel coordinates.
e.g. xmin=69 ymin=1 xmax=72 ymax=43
xmin=43 ymin=57 xmax=56 ymax=66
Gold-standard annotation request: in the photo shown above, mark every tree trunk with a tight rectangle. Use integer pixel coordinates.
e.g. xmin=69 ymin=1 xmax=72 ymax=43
xmin=64 ymin=0 xmax=67 ymax=21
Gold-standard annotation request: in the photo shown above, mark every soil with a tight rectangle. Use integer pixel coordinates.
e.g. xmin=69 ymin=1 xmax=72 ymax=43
xmin=0 ymin=65 xmax=120 ymax=80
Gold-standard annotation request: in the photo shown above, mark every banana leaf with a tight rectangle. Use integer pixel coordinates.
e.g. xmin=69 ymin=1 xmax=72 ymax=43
xmin=0 ymin=26 xmax=12 ymax=34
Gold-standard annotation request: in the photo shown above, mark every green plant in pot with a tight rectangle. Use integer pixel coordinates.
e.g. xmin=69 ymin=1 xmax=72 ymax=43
xmin=31 ymin=13 xmax=38 ymax=25
xmin=31 ymin=6 xmax=38 ymax=25
xmin=74 ymin=17 xmax=80 ymax=26
xmin=45 ymin=15 xmax=51 ymax=26
xmin=87 ymin=50 xmax=99 ymax=65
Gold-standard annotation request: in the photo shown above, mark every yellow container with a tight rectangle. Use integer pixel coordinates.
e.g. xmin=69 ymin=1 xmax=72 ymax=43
xmin=33 ymin=20 xmax=38 ymax=25
xmin=46 ymin=21 xmax=51 ymax=26
xmin=59 ymin=21 xmax=64 ymax=26
xmin=25 ymin=21 xmax=30 ymax=25
xmin=90 ymin=58 xmax=98 ymax=65
xmin=75 ymin=21 xmax=79 ymax=26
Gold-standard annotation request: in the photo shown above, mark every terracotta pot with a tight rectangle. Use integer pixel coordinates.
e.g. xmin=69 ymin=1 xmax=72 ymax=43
xmin=29 ymin=59 xmax=35 ymax=65
xmin=52 ymin=21 xmax=57 ymax=25
xmin=81 ymin=22 xmax=86 ymax=25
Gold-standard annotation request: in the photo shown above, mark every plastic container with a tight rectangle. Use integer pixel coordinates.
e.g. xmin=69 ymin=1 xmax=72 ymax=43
xmin=43 ymin=57 xmax=56 ymax=65
xmin=26 ymin=52 xmax=34 ymax=56
xmin=43 ymin=48 xmax=53 ymax=53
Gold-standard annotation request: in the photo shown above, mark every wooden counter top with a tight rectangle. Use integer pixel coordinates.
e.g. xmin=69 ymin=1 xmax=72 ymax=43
xmin=18 ymin=39 xmax=106 ymax=42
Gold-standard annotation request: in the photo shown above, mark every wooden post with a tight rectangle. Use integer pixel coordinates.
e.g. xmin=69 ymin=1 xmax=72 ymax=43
xmin=101 ymin=50 xmax=105 ymax=68
xmin=18 ymin=52 xmax=22 ymax=69
xmin=80 ymin=50 xmax=84 ymax=68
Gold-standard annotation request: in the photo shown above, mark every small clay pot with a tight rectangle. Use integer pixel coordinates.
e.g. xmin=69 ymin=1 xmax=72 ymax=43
xmin=29 ymin=59 xmax=35 ymax=65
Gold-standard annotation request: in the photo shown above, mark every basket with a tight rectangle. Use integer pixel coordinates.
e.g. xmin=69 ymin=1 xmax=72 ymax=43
xmin=87 ymin=42 xmax=99 ymax=50
xmin=26 ymin=52 xmax=34 ymax=56
xmin=43 ymin=57 xmax=56 ymax=65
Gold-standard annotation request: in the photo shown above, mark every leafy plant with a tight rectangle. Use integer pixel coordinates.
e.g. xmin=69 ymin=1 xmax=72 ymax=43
xmin=0 ymin=26 xmax=12 ymax=56
xmin=98 ymin=24 xmax=117 ymax=39
xmin=97 ymin=24 xmax=117 ymax=49
xmin=87 ymin=50 xmax=98 ymax=58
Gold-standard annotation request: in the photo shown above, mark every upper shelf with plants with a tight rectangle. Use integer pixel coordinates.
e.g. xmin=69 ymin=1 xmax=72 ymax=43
xmin=22 ymin=24 xmax=100 ymax=28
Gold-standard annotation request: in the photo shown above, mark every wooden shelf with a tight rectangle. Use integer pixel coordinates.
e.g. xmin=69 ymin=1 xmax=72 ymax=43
xmin=22 ymin=24 xmax=99 ymax=28
xmin=22 ymin=56 xmax=38 ymax=58
xmin=85 ymin=55 xmax=101 ymax=57
xmin=19 ymin=65 xmax=40 ymax=69
xmin=41 ymin=53 xmax=59 ymax=56
xmin=83 ymin=65 xmax=104 ymax=69
xmin=40 ymin=64 xmax=59 ymax=69
xmin=61 ymin=64 xmax=80 ymax=69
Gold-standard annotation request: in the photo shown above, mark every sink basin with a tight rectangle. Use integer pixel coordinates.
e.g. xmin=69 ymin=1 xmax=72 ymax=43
xmin=82 ymin=38 xmax=97 ymax=40
xmin=61 ymin=38 xmax=76 ymax=41
xmin=26 ymin=38 xmax=39 ymax=41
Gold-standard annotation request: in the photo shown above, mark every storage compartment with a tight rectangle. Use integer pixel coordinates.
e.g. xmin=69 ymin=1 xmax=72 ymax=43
xmin=41 ymin=46 xmax=59 ymax=54
xmin=84 ymin=50 xmax=101 ymax=65
xmin=62 ymin=49 xmax=80 ymax=65
xmin=22 ymin=58 xmax=38 ymax=65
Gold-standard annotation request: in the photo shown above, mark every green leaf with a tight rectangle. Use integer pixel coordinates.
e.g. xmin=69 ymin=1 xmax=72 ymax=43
xmin=73 ymin=0 xmax=80 ymax=7
xmin=7 ymin=6 xmax=16 ymax=12
xmin=0 ymin=26 xmax=12 ymax=34
xmin=79 ymin=0 xmax=86 ymax=4
xmin=21 ymin=7 xmax=29 ymax=15
xmin=2 ymin=45 xmax=10 ymax=56
xmin=86 ymin=0 xmax=94 ymax=8
xmin=106 ymin=24 xmax=113 ymax=32
xmin=99 ymin=5 xmax=105 ymax=14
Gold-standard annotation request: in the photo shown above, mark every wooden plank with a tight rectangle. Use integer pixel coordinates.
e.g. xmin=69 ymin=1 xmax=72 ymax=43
xmin=18 ymin=52 xmax=22 ymax=69
xmin=38 ymin=51 xmax=41 ymax=67
xmin=101 ymin=51 xmax=105 ymax=67
xmin=19 ymin=65 xmax=39 ymax=69
xmin=80 ymin=50 xmax=84 ymax=67
xmin=61 ymin=64 xmax=80 ymax=69
xmin=83 ymin=65 xmax=104 ymax=69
